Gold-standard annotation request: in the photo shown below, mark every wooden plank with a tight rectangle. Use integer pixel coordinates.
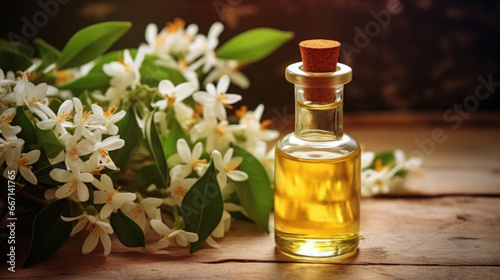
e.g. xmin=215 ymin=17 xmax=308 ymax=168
xmin=349 ymin=126 xmax=500 ymax=169
xmin=403 ymin=166 xmax=500 ymax=195
xmin=10 ymin=263 xmax=500 ymax=280
xmin=10 ymin=196 xmax=500 ymax=279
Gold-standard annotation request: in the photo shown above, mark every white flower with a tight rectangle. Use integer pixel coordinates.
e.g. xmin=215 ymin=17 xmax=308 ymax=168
xmin=360 ymin=150 xmax=422 ymax=197
xmin=191 ymin=117 xmax=240 ymax=153
xmin=91 ymin=104 xmax=126 ymax=135
xmin=144 ymin=19 xmax=198 ymax=56
xmin=3 ymin=73 xmax=28 ymax=106
xmin=50 ymin=166 xmax=94 ymax=202
xmin=93 ymin=174 xmax=137 ymax=219
xmin=72 ymin=98 xmax=103 ymax=139
xmin=237 ymin=104 xmax=279 ymax=148
xmin=151 ymin=80 xmax=196 ymax=111
xmin=187 ymin=22 xmax=223 ymax=73
xmin=203 ymin=59 xmax=249 ymax=89
xmin=122 ymin=197 xmax=163 ymax=231
xmin=0 ymin=69 xmax=15 ymax=88
xmin=61 ymin=213 xmax=114 ymax=255
xmin=22 ymin=81 xmax=48 ymax=111
xmin=3 ymin=149 xmax=40 ymax=185
xmin=64 ymin=128 xmax=94 ymax=169
xmin=193 ymin=75 xmax=242 ymax=121
xmin=90 ymin=131 xmax=125 ymax=170
xmin=35 ymin=99 xmax=73 ymax=135
xmin=150 ymin=215 xmax=198 ymax=248
xmin=0 ymin=108 xmax=21 ymax=140
xmin=212 ymin=148 xmax=248 ymax=190
xmin=104 ymin=87 xmax=127 ymax=109
xmin=170 ymin=139 xmax=207 ymax=177
xmin=103 ymin=48 xmax=145 ymax=91
xmin=82 ymin=152 xmax=105 ymax=175
xmin=0 ymin=137 xmax=24 ymax=166
xmin=205 ymin=210 xmax=232 ymax=248
xmin=164 ymin=175 xmax=197 ymax=207
xmin=253 ymin=143 xmax=275 ymax=181
xmin=361 ymin=151 xmax=375 ymax=169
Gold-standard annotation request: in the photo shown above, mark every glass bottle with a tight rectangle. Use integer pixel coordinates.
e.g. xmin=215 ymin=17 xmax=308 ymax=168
xmin=274 ymin=61 xmax=361 ymax=258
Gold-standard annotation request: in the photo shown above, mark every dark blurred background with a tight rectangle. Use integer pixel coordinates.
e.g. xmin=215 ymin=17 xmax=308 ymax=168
xmin=2 ymin=0 xmax=499 ymax=116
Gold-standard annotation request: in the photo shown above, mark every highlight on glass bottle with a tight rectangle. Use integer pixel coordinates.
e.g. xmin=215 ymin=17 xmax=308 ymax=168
xmin=274 ymin=61 xmax=361 ymax=258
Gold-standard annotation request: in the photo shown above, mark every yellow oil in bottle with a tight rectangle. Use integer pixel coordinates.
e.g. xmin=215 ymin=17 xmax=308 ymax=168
xmin=274 ymin=147 xmax=360 ymax=258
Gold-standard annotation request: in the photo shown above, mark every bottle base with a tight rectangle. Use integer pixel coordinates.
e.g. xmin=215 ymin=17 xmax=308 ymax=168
xmin=275 ymin=231 xmax=359 ymax=259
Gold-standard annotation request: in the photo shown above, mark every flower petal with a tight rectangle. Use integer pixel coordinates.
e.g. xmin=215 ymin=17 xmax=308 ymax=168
xmin=212 ymin=150 xmax=224 ymax=171
xmin=159 ymin=80 xmax=175 ymax=95
xmin=77 ymin=180 xmax=90 ymax=202
xmin=176 ymin=138 xmax=191 ymax=164
xmin=82 ymin=231 xmax=99 ymax=254
xmin=216 ymin=75 xmax=230 ymax=94
xmin=205 ymin=236 xmax=219 ymax=248
xmin=100 ymin=203 xmax=114 ymax=219
xmin=100 ymin=231 xmax=112 ymax=255
xmin=227 ymin=170 xmax=248 ymax=182
xmin=55 ymin=181 xmax=75 ymax=199
xmin=50 ymin=168 xmax=73 ymax=183
xmin=150 ymin=219 xmax=171 ymax=235
xmin=19 ymin=165 xmax=37 ymax=185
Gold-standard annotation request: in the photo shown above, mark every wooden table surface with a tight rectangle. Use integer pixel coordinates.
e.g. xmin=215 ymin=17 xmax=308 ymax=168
xmin=7 ymin=113 xmax=500 ymax=279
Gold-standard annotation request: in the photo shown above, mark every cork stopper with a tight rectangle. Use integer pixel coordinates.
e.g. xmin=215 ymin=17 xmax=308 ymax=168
xmin=299 ymin=39 xmax=341 ymax=102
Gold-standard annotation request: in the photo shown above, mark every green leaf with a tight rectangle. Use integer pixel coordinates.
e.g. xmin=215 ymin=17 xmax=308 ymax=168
xmin=34 ymin=126 xmax=65 ymax=159
xmin=59 ymin=49 xmax=138 ymax=94
xmin=57 ymin=21 xmax=131 ymax=69
xmin=143 ymin=108 xmax=169 ymax=187
xmin=108 ymin=107 xmax=141 ymax=182
xmin=110 ymin=209 xmax=145 ymax=247
xmin=181 ymin=161 xmax=223 ymax=253
xmin=232 ymin=146 xmax=272 ymax=232
xmin=23 ymin=199 xmax=72 ymax=267
xmin=136 ymin=164 xmax=165 ymax=189
xmin=13 ymin=107 xmax=37 ymax=153
xmin=59 ymin=72 xmax=111 ymax=93
xmin=161 ymin=107 xmax=190 ymax=159
xmin=364 ymin=150 xmax=394 ymax=171
xmin=34 ymin=162 xmax=66 ymax=186
xmin=216 ymin=28 xmax=293 ymax=63
xmin=33 ymin=38 xmax=60 ymax=59
xmin=140 ymin=57 xmax=186 ymax=87
xmin=0 ymin=39 xmax=35 ymax=57
xmin=0 ymin=46 xmax=32 ymax=72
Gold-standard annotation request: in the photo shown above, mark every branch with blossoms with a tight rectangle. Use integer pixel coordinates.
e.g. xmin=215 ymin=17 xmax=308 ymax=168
xmin=0 ymin=19 xmax=293 ymax=266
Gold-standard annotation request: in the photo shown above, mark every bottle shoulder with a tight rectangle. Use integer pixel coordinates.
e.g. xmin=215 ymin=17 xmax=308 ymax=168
xmin=277 ymin=132 xmax=360 ymax=160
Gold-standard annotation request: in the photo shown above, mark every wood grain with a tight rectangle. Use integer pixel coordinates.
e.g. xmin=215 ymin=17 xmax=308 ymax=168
xmin=6 ymin=118 xmax=500 ymax=279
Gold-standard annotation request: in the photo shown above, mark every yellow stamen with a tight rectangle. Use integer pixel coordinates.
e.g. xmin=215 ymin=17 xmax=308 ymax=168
xmin=1 ymin=111 xmax=15 ymax=125
xmin=235 ymin=106 xmax=247 ymax=118
xmin=192 ymin=159 xmax=207 ymax=171
xmin=225 ymin=162 xmax=240 ymax=173
xmin=18 ymin=154 xmax=31 ymax=168
xmin=375 ymin=159 xmax=383 ymax=172
xmin=167 ymin=18 xmax=185 ymax=33
xmin=56 ymin=70 xmax=74 ymax=84
xmin=56 ymin=109 xmax=73 ymax=123
xmin=216 ymin=93 xmax=233 ymax=109
xmin=98 ymin=147 xmax=110 ymax=163
xmin=260 ymin=119 xmax=272 ymax=130
xmin=215 ymin=124 xmax=226 ymax=137
xmin=174 ymin=186 xmax=188 ymax=198
xmin=133 ymin=204 xmax=144 ymax=219
xmin=166 ymin=92 xmax=177 ymax=105
xmin=103 ymin=105 xmax=117 ymax=119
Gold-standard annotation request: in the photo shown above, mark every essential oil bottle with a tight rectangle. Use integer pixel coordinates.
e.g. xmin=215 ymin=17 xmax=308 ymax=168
xmin=274 ymin=40 xmax=361 ymax=258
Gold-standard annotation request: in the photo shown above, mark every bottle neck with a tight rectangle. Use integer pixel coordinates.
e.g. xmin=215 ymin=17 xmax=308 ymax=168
xmin=294 ymin=85 xmax=344 ymax=141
